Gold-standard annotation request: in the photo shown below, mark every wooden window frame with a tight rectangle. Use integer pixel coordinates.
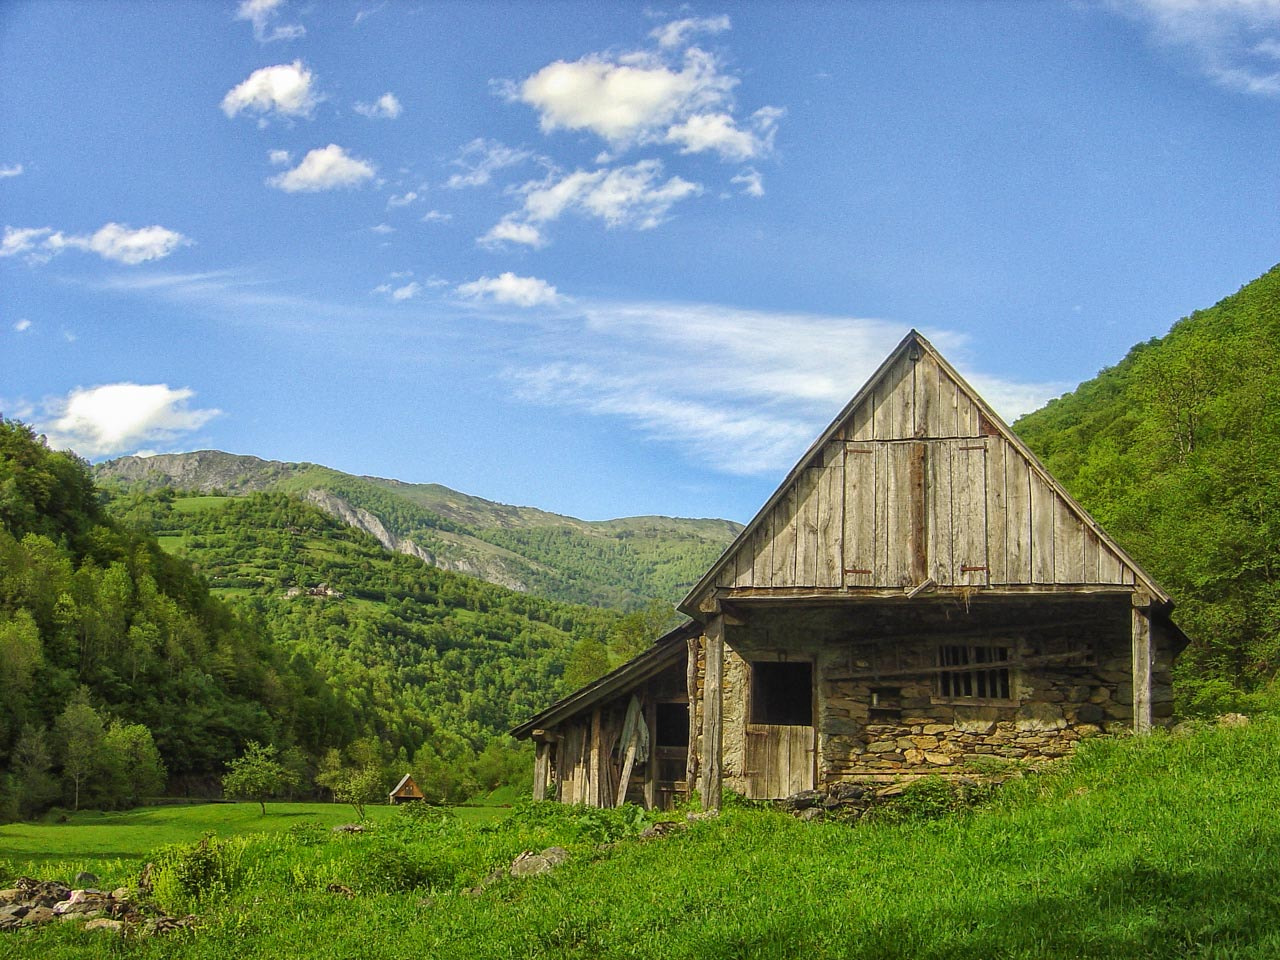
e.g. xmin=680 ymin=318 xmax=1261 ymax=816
xmin=933 ymin=643 xmax=1017 ymax=704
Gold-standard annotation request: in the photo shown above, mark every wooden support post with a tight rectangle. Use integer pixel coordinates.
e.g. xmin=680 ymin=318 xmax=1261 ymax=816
xmin=643 ymin=697 xmax=658 ymax=811
xmin=588 ymin=707 xmax=603 ymax=806
xmin=532 ymin=741 xmax=550 ymax=801
xmin=1132 ymin=607 xmax=1152 ymax=734
xmin=700 ymin=615 xmax=724 ymax=811
xmin=685 ymin=634 xmax=700 ymax=797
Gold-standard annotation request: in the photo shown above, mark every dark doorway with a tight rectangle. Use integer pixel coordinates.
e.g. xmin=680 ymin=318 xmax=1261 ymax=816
xmin=750 ymin=661 xmax=813 ymax=726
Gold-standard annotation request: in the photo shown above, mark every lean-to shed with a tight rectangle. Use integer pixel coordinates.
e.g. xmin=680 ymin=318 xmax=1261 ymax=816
xmin=389 ymin=773 xmax=425 ymax=804
xmin=517 ymin=331 xmax=1186 ymax=810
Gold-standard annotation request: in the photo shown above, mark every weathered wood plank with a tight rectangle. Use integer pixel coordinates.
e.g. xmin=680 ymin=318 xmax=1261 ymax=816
xmin=849 ymin=394 xmax=873 ymax=441
xmin=909 ymin=442 xmax=928 ymax=584
xmin=878 ymin=443 xmax=920 ymax=586
xmin=1053 ymin=496 xmax=1086 ymax=583
xmin=770 ymin=485 xmax=799 ymax=587
xmin=928 ymin=440 xmax=954 ymax=584
xmin=1004 ymin=443 xmax=1032 ymax=583
xmin=1029 ymin=470 xmax=1056 ymax=583
xmin=844 ymin=442 xmax=876 ymax=587
xmin=685 ymin=635 xmax=700 ymax=794
xmin=914 ymin=350 xmax=939 ymax=437
xmin=533 ymin=741 xmax=550 ymax=801
xmin=953 ymin=439 xmax=989 ymax=586
xmin=1098 ymin=542 xmax=1125 ymax=584
xmin=1083 ymin=530 xmax=1101 ymax=583
xmin=751 ymin=521 xmax=772 ymax=587
xmin=874 ymin=353 xmax=916 ymax=440
xmin=795 ymin=468 xmax=820 ymax=586
xmin=643 ymin=697 xmax=658 ymax=810
xmin=985 ymin=437 xmax=1008 ymax=584
xmin=733 ymin=534 xmax=754 ymax=588
xmin=816 ymin=443 xmax=844 ymax=587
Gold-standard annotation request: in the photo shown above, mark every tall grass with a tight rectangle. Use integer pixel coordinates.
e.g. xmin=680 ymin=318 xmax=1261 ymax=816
xmin=9 ymin=722 xmax=1280 ymax=959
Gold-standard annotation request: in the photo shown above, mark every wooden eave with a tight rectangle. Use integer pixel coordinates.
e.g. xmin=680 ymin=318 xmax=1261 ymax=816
xmin=511 ymin=621 xmax=697 ymax=740
xmin=678 ymin=329 xmax=1173 ymax=619
xmin=390 ymin=773 xmax=417 ymax=795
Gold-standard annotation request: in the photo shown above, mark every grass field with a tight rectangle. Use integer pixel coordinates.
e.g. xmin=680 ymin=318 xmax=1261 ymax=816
xmin=5 ymin=722 xmax=1280 ymax=959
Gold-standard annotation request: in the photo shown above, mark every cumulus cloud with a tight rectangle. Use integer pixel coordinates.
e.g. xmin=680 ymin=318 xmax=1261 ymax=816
xmin=481 ymin=159 xmax=700 ymax=248
xmin=221 ymin=61 xmax=318 ymax=121
xmin=1 ymin=223 xmax=192 ymax=265
xmin=1112 ymin=0 xmax=1280 ymax=94
xmin=445 ymin=139 xmax=534 ymax=189
xmin=354 ymin=92 xmax=402 ymax=119
xmin=268 ymin=149 xmax=291 ymax=166
xmin=650 ymin=14 xmax=731 ymax=49
xmin=505 ymin=303 xmax=1064 ymax=476
xmin=268 ymin=144 xmax=375 ymax=192
xmin=0 ymin=164 xmax=23 ymax=179
xmin=391 ymin=281 xmax=421 ymax=301
xmin=513 ymin=33 xmax=780 ymax=161
xmin=38 ymin=383 xmax=220 ymax=458
xmin=457 ymin=272 xmax=561 ymax=307
xmin=235 ymin=0 xmax=305 ymax=43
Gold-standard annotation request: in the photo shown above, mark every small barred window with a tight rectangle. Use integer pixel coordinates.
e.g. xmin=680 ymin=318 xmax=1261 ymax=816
xmin=938 ymin=644 xmax=1011 ymax=700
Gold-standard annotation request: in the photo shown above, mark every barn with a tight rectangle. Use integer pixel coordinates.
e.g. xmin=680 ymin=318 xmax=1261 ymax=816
xmin=515 ymin=331 xmax=1186 ymax=810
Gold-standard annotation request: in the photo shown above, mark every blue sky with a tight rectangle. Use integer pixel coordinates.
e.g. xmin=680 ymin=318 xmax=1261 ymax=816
xmin=2 ymin=1 xmax=1277 ymax=522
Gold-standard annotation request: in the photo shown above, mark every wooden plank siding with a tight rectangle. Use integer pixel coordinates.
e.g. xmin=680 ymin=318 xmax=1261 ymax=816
xmin=700 ymin=355 xmax=1139 ymax=598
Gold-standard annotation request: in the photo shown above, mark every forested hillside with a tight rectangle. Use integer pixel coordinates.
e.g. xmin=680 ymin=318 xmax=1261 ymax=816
xmin=0 ymin=421 xmax=640 ymax=815
xmin=1015 ymin=264 xmax=1280 ymax=714
xmin=95 ymin=453 xmax=741 ymax=609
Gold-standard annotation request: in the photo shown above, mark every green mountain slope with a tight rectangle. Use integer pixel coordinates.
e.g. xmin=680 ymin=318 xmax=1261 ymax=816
xmin=1015 ymin=263 xmax=1280 ymax=712
xmin=95 ymin=453 xmax=741 ymax=609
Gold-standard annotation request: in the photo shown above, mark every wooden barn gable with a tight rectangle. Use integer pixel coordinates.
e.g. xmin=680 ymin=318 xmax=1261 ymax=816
xmin=681 ymin=330 xmax=1166 ymax=615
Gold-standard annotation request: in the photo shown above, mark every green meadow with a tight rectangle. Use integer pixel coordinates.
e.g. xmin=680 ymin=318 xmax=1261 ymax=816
xmin=5 ymin=721 xmax=1280 ymax=959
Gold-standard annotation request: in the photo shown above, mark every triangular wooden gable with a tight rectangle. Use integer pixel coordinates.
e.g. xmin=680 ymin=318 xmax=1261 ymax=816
xmin=680 ymin=331 xmax=1168 ymax=615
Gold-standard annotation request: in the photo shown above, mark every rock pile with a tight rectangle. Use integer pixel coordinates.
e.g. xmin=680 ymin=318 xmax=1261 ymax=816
xmin=0 ymin=876 xmax=196 ymax=936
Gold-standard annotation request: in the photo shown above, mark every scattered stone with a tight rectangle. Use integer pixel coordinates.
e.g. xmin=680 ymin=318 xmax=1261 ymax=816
xmin=332 ymin=823 xmax=367 ymax=834
xmin=74 ymin=872 xmax=99 ymax=887
xmin=20 ymin=906 xmax=54 ymax=927
xmin=638 ymin=820 xmax=687 ymax=839
xmin=1218 ymin=712 xmax=1249 ymax=727
xmin=510 ymin=847 xmax=569 ymax=878
xmin=83 ymin=918 xmax=124 ymax=934
xmin=111 ymin=887 xmax=130 ymax=902
xmin=779 ymin=789 xmax=824 ymax=811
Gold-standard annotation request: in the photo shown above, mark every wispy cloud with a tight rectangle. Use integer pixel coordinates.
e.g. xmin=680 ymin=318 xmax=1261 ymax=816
xmin=1 ymin=223 xmax=192 ymax=265
xmin=445 ymin=138 xmax=534 ymax=189
xmin=354 ymin=92 xmax=402 ymax=119
xmin=503 ymin=301 xmax=1065 ymax=475
xmin=480 ymin=159 xmax=700 ymax=248
xmin=730 ymin=167 xmax=764 ymax=197
xmin=235 ymin=0 xmax=305 ymax=43
xmin=13 ymin=319 xmax=31 ymax=333
xmin=650 ymin=14 xmax=731 ymax=50
xmin=222 ymin=61 xmax=318 ymax=122
xmin=1111 ymin=0 xmax=1280 ymax=95
xmin=0 ymin=164 xmax=23 ymax=179
xmin=268 ymin=144 xmax=375 ymax=192
xmin=36 ymin=383 xmax=220 ymax=458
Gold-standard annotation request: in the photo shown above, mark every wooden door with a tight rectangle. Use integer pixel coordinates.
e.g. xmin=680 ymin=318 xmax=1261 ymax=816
xmin=744 ymin=723 xmax=815 ymax=798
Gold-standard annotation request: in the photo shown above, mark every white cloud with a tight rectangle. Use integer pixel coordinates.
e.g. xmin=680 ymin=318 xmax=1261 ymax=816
xmin=13 ymin=319 xmax=31 ymax=333
xmin=268 ymin=144 xmax=376 ymax=192
xmin=445 ymin=138 xmax=534 ymax=189
xmin=651 ymin=14 xmax=731 ymax=50
xmin=38 ymin=383 xmax=220 ymax=458
xmin=0 ymin=164 xmax=23 ymax=179
xmin=665 ymin=112 xmax=758 ymax=159
xmin=221 ymin=61 xmax=318 ymax=121
xmin=504 ymin=302 xmax=1065 ymax=476
xmin=730 ymin=167 xmax=764 ymax=197
xmin=519 ymin=47 xmax=737 ymax=147
xmin=422 ymin=209 xmax=453 ymax=223
xmin=1 ymin=223 xmax=192 ymax=265
xmin=478 ymin=218 xmax=544 ymax=249
xmin=387 ymin=190 xmax=419 ymax=207
xmin=268 ymin=149 xmax=291 ymax=166
xmin=370 ymin=223 xmax=395 ymax=235
xmin=1112 ymin=0 xmax=1280 ymax=94
xmin=354 ymin=92 xmax=402 ymax=119
xmin=483 ymin=159 xmax=700 ymax=246
xmin=457 ymin=272 xmax=561 ymax=307
xmin=391 ymin=281 xmax=421 ymax=301
xmin=235 ymin=0 xmax=305 ymax=43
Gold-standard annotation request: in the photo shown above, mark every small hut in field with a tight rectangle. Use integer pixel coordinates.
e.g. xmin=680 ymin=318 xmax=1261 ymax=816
xmin=388 ymin=773 xmax=425 ymax=805
xmin=515 ymin=331 xmax=1187 ymax=810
